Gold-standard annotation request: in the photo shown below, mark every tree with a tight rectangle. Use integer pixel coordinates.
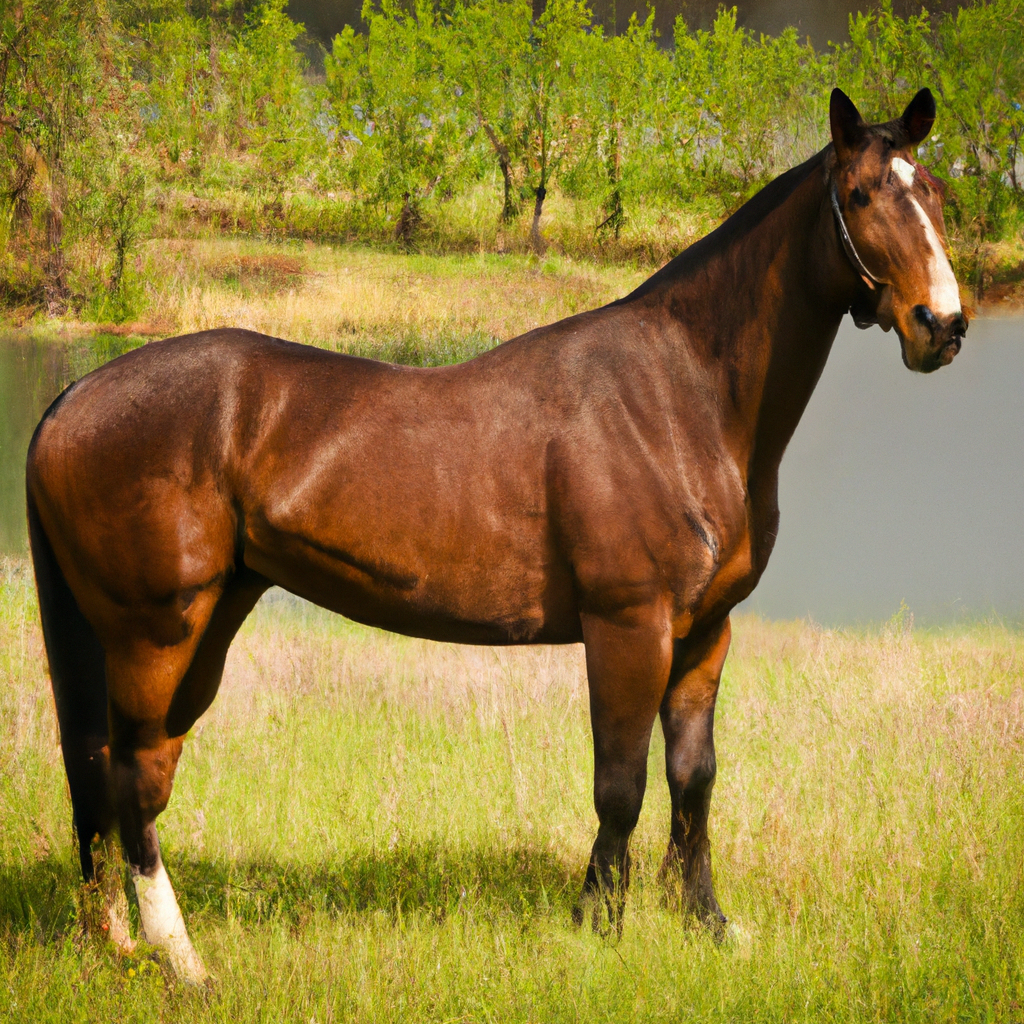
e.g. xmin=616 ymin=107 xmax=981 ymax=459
xmin=523 ymin=0 xmax=590 ymax=251
xmin=0 ymin=0 xmax=113 ymax=311
xmin=445 ymin=0 xmax=533 ymax=224
xmin=327 ymin=0 xmax=462 ymax=244
xmin=673 ymin=8 xmax=827 ymax=207
xmin=575 ymin=12 xmax=668 ymax=239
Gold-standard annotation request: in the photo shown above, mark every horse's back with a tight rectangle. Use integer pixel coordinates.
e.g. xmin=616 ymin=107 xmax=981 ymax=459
xmin=25 ymin=328 xmax=578 ymax=643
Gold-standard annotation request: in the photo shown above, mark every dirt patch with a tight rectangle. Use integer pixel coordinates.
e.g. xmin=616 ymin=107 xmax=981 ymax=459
xmin=978 ymin=257 xmax=1024 ymax=312
xmin=208 ymin=253 xmax=308 ymax=290
xmin=979 ymin=283 xmax=1024 ymax=311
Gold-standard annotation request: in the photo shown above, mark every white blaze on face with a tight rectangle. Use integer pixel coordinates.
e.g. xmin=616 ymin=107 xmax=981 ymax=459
xmin=134 ymin=864 xmax=208 ymax=984
xmin=891 ymin=156 xmax=916 ymax=187
xmin=908 ymin=196 xmax=962 ymax=317
xmin=890 ymin=155 xmax=962 ymax=318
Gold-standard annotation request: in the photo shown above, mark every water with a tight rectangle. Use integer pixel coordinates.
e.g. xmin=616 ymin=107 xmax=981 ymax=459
xmin=2 ymin=319 xmax=1022 ymax=623
xmin=0 ymin=333 xmax=143 ymax=553
xmin=742 ymin=314 xmax=1024 ymax=625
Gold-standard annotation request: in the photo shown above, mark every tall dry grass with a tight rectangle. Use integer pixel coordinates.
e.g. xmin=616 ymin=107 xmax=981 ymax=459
xmin=132 ymin=238 xmax=645 ymax=361
xmin=2 ymin=558 xmax=1024 ymax=1021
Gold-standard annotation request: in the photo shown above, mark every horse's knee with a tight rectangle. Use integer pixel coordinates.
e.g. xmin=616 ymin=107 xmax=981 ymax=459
xmin=667 ymin=728 xmax=716 ymax=797
xmin=116 ymin=739 xmax=183 ymax=810
xmin=111 ymin=738 xmax=183 ymax=868
xmin=594 ymin=759 xmax=647 ymax=836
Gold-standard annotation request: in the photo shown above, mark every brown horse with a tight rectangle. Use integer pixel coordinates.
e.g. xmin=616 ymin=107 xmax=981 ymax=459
xmin=26 ymin=88 xmax=965 ymax=982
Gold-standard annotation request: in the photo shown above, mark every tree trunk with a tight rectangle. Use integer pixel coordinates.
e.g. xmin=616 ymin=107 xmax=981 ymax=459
xmin=44 ymin=169 xmax=69 ymax=314
xmin=482 ymin=120 xmax=518 ymax=224
xmin=500 ymin=156 xmax=516 ymax=223
xmin=8 ymin=144 xmax=35 ymax=233
xmin=394 ymin=192 xmax=419 ymax=249
xmin=598 ymin=118 xmax=624 ymax=239
xmin=530 ymin=184 xmax=547 ymax=254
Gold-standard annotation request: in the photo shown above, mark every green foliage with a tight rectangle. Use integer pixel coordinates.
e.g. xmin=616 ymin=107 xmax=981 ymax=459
xmin=0 ymin=0 xmax=1020 ymax=312
xmin=139 ymin=0 xmax=312 ymax=167
xmin=0 ymin=0 xmax=119 ymax=310
xmin=673 ymin=9 xmax=830 ymax=209
xmin=934 ymin=0 xmax=1024 ymax=246
xmin=840 ymin=0 xmax=935 ymax=122
xmin=327 ymin=0 xmax=465 ymax=230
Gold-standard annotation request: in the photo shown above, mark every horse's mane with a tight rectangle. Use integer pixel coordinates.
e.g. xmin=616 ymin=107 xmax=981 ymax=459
xmin=619 ymin=145 xmax=832 ymax=304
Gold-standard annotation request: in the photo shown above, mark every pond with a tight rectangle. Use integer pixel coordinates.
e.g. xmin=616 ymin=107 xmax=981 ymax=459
xmin=0 ymin=333 xmax=144 ymax=554
xmin=1 ymin=317 xmax=1022 ymax=624
xmin=742 ymin=314 xmax=1024 ymax=625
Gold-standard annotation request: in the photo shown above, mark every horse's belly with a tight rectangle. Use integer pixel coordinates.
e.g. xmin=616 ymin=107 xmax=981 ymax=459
xmin=242 ymin=513 xmax=579 ymax=645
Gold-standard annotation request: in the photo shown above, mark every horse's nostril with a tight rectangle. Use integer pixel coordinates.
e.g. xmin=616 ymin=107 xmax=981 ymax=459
xmin=913 ymin=304 xmax=939 ymax=333
xmin=951 ymin=313 xmax=967 ymax=338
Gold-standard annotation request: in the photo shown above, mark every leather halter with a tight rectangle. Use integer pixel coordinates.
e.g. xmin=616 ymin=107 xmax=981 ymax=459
xmin=830 ymin=183 xmax=884 ymax=291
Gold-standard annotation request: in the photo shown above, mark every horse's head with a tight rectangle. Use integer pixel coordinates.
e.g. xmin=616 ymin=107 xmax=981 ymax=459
xmin=829 ymin=87 xmax=967 ymax=372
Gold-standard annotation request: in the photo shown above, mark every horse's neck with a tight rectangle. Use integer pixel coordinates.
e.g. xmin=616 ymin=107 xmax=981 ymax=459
xmin=669 ymin=163 xmax=851 ymax=493
xmin=748 ymin=179 xmax=850 ymax=486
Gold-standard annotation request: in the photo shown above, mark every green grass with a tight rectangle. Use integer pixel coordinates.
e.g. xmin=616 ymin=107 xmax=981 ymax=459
xmin=3 ymin=558 xmax=1024 ymax=1022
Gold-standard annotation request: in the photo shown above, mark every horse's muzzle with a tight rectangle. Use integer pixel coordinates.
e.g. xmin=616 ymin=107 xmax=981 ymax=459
xmin=913 ymin=305 xmax=967 ymax=372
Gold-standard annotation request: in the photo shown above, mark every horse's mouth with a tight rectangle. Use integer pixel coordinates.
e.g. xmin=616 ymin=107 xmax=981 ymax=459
xmin=899 ymin=326 xmax=964 ymax=373
xmin=910 ymin=334 xmax=962 ymax=373
xmin=937 ymin=335 xmax=962 ymax=366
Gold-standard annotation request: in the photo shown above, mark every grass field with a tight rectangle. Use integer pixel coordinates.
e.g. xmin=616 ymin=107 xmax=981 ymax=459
xmin=5 ymin=237 xmax=646 ymax=358
xmin=2 ymin=555 xmax=1024 ymax=1022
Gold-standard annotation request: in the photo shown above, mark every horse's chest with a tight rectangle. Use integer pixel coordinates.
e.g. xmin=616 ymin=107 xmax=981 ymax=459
xmin=691 ymin=492 xmax=778 ymax=621
xmin=694 ymin=529 xmax=755 ymax=618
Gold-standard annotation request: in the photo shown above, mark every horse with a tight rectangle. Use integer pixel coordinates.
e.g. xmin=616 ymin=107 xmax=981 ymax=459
xmin=26 ymin=88 xmax=966 ymax=982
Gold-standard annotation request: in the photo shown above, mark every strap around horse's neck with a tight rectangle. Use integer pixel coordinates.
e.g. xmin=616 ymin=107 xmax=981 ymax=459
xmin=830 ymin=183 xmax=883 ymax=291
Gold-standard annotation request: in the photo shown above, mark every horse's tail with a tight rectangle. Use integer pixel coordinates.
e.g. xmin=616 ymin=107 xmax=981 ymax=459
xmin=26 ymin=416 xmax=113 ymax=882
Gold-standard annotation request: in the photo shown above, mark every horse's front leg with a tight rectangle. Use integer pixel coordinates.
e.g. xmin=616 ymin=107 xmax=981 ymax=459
xmin=573 ymin=603 xmax=674 ymax=932
xmin=658 ymin=616 xmax=731 ymax=932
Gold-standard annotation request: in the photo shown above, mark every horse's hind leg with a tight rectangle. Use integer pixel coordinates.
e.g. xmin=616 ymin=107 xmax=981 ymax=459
xmin=658 ymin=617 xmax=731 ymax=931
xmin=107 ymin=571 xmax=267 ymax=983
xmin=27 ymin=497 xmax=132 ymax=950
xmin=574 ymin=606 xmax=674 ymax=931
xmin=105 ymin=639 xmax=208 ymax=982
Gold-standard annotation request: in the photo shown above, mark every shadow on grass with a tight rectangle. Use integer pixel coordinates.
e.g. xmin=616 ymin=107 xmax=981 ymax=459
xmin=0 ymin=841 xmax=581 ymax=942
xmin=171 ymin=841 xmax=580 ymax=926
xmin=0 ymin=855 xmax=80 ymax=943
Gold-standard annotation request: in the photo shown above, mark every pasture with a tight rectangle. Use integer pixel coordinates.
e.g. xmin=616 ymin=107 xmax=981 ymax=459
xmin=3 ymin=557 xmax=1023 ymax=1022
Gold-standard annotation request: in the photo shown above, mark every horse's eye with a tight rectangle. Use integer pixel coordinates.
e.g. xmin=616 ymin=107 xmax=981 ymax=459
xmin=850 ymin=187 xmax=870 ymax=208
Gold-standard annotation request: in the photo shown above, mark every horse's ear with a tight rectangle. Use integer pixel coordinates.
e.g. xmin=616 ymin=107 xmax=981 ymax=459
xmin=830 ymin=88 xmax=864 ymax=162
xmin=900 ymin=87 xmax=936 ymax=146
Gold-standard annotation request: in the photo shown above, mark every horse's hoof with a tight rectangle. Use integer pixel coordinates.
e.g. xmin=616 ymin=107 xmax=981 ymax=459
xmin=571 ymin=892 xmax=619 ymax=936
